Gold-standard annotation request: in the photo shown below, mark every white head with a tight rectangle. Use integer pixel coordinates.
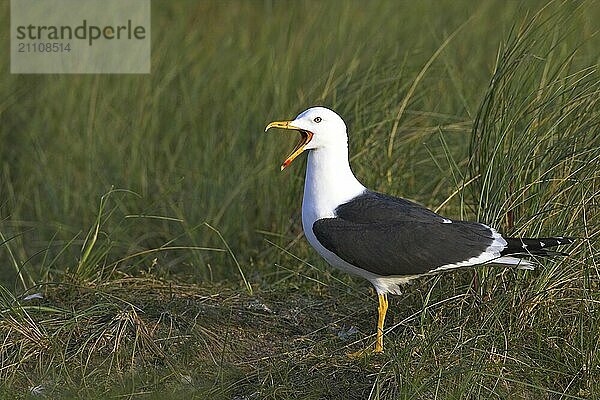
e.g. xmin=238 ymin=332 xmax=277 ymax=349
xmin=265 ymin=107 xmax=348 ymax=170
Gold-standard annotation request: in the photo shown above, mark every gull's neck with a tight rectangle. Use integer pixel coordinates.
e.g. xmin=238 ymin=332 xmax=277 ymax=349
xmin=302 ymin=145 xmax=366 ymax=221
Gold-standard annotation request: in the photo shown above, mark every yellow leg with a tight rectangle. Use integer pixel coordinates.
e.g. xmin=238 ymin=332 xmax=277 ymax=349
xmin=374 ymin=293 xmax=388 ymax=353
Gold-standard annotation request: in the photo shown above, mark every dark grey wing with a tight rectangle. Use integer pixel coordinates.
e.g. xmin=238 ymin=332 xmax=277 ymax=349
xmin=312 ymin=191 xmax=496 ymax=276
xmin=334 ymin=191 xmax=447 ymax=224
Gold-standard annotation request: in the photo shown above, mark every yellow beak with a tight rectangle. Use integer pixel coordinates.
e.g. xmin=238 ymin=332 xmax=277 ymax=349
xmin=265 ymin=120 xmax=314 ymax=170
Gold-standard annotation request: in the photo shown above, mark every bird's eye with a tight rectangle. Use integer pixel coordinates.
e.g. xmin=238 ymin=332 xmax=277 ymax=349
xmin=314 ymin=117 xmax=322 ymax=123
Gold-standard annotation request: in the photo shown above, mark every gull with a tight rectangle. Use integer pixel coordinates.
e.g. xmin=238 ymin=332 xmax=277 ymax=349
xmin=266 ymin=106 xmax=573 ymax=353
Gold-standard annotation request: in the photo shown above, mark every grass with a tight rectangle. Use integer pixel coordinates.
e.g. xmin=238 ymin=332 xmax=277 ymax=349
xmin=0 ymin=0 xmax=599 ymax=398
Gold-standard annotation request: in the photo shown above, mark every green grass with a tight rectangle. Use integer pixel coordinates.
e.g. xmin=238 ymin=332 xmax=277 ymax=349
xmin=0 ymin=0 xmax=599 ymax=398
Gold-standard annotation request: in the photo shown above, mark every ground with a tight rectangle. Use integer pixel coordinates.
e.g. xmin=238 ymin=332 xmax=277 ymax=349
xmin=3 ymin=266 xmax=597 ymax=399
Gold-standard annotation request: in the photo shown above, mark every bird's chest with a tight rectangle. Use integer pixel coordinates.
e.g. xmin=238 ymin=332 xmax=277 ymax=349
xmin=300 ymin=199 xmax=345 ymax=271
xmin=301 ymin=181 xmax=339 ymax=228
xmin=301 ymin=187 xmax=337 ymax=252
xmin=299 ymin=150 xmax=366 ymax=259
xmin=300 ymin=189 xmax=376 ymax=280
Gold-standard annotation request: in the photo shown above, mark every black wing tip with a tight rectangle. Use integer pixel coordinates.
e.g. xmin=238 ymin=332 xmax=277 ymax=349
xmin=553 ymin=237 xmax=577 ymax=245
xmin=514 ymin=236 xmax=577 ymax=245
xmin=507 ymin=250 xmax=570 ymax=257
xmin=500 ymin=236 xmax=576 ymax=258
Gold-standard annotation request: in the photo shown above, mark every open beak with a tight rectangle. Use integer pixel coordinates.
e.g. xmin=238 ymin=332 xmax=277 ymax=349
xmin=265 ymin=120 xmax=314 ymax=170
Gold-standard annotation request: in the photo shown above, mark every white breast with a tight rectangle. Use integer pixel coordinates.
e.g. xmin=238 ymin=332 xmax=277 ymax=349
xmin=300 ymin=148 xmax=384 ymax=279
